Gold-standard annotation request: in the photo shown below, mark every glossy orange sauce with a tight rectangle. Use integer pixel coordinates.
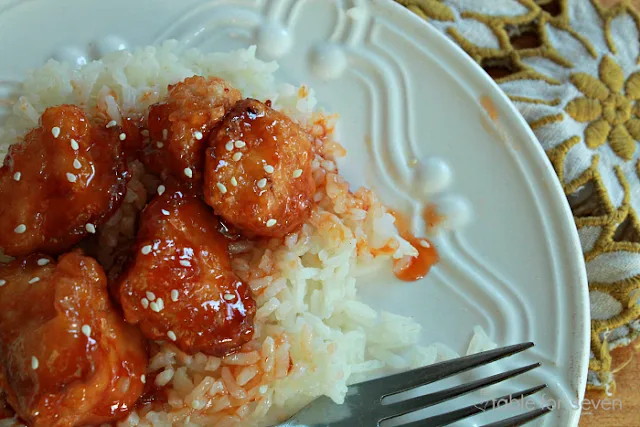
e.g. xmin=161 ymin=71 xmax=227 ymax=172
xmin=0 ymin=105 xmax=129 ymax=257
xmin=120 ymin=116 xmax=145 ymax=157
xmin=204 ymin=99 xmax=315 ymax=238
xmin=391 ymin=210 xmax=439 ymax=282
xmin=0 ymin=253 xmax=147 ymax=426
xmin=117 ymin=189 xmax=256 ymax=357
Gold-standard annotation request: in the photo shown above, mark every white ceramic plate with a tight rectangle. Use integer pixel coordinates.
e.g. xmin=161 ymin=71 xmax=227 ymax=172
xmin=0 ymin=0 xmax=589 ymax=426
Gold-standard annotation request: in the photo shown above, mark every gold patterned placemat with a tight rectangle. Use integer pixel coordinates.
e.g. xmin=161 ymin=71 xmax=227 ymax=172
xmin=396 ymin=0 xmax=640 ymax=392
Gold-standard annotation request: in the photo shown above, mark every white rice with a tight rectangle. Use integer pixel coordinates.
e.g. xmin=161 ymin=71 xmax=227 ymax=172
xmin=0 ymin=41 xmax=494 ymax=427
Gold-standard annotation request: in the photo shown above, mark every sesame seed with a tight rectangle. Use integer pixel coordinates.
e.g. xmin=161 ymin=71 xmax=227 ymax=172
xmin=28 ymin=277 xmax=40 ymax=284
xmin=0 ymin=280 xmax=5 ymax=287
xmin=119 ymin=133 xmax=126 ymax=141
xmin=146 ymin=291 xmax=156 ymax=301
xmin=179 ymin=260 xmax=191 ymax=267
xmin=141 ymin=245 xmax=152 ymax=255
xmin=157 ymin=185 xmax=166 ymax=196
xmin=223 ymin=293 xmax=235 ymax=301
xmin=150 ymin=302 xmax=160 ymax=312
xmin=184 ymin=168 xmax=193 ymax=178
xmin=51 ymin=127 xmax=61 ymax=138
xmin=234 ymin=140 xmax=246 ymax=148
xmin=73 ymin=159 xmax=82 ymax=169
xmin=264 ymin=164 xmax=274 ymax=174
xmin=293 ymin=169 xmax=303 ymax=178
xmin=141 ymin=298 xmax=149 ymax=309
xmin=31 ymin=356 xmax=39 ymax=370
xmin=106 ymin=120 xmax=117 ymax=128
xmin=13 ymin=172 xmax=21 ymax=181
xmin=419 ymin=240 xmax=431 ymax=248
xmin=257 ymin=178 xmax=267 ymax=188
xmin=161 ymin=209 xmax=170 ymax=216
xmin=14 ymin=224 xmax=26 ymax=234
xmin=266 ymin=219 xmax=277 ymax=227
xmin=37 ymin=258 xmax=49 ymax=266
xmin=156 ymin=298 xmax=164 ymax=311
xmin=232 ymin=152 xmax=243 ymax=162
xmin=70 ymin=139 xmax=79 ymax=150
xmin=156 ymin=141 xmax=164 ymax=148
xmin=162 ymin=129 xmax=168 ymax=140
xmin=141 ymin=129 xmax=149 ymax=137
xmin=66 ymin=173 xmax=77 ymax=183
xmin=230 ymin=177 xmax=238 ymax=187
xmin=167 ymin=331 xmax=177 ymax=341
xmin=85 ymin=223 xmax=96 ymax=234
xmin=194 ymin=131 xmax=203 ymax=140
xmin=217 ymin=183 xmax=227 ymax=194
xmin=225 ymin=141 xmax=234 ymax=151
xmin=81 ymin=324 xmax=91 ymax=337
xmin=141 ymin=374 xmax=146 ymax=384
xmin=171 ymin=289 xmax=179 ymax=302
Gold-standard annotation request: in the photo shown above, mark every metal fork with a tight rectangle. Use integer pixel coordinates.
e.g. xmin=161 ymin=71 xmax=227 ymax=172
xmin=278 ymin=343 xmax=552 ymax=427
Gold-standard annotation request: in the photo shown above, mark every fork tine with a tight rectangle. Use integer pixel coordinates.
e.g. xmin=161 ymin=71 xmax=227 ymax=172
xmin=360 ymin=342 xmax=534 ymax=397
xmin=395 ymin=384 xmax=547 ymax=427
xmin=480 ymin=406 xmax=553 ymax=427
xmin=381 ymin=363 xmax=540 ymax=420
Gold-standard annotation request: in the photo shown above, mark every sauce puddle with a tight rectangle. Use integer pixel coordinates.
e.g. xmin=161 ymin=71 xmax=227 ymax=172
xmin=391 ymin=208 xmax=439 ymax=282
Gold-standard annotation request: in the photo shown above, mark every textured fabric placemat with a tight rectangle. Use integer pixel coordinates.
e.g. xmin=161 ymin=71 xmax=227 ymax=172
xmin=395 ymin=0 xmax=640 ymax=392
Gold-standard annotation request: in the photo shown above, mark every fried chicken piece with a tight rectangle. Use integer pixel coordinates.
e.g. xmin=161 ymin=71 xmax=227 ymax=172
xmin=117 ymin=188 xmax=256 ymax=356
xmin=0 ymin=105 xmax=128 ymax=257
xmin=204 ymin=99 xmax=316 ymax=237
xmin=141 ymin=76 xmax=241 ymax=186
xmin=0 ymin=252 xmax=147 ymax=427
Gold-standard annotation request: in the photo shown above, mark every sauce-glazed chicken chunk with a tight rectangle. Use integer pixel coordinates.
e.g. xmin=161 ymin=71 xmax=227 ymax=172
xmin=117 ymin=188 xmax=256 ymax=356
xmin=142 ymin=76 xmax=241 ymax=186
xmin=0 ymin=105 xmax=128 ymax=257
xmin=205 ymin=99 xmax=316 ymax=237
xmin=0 ymin=252 xmax=147 ymax=427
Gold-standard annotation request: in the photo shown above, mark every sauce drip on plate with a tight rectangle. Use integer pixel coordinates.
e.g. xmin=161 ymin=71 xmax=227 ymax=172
xmin=480 ymin=95 xmax=499 ymax=121
xmin=423 ymin=203 xmax=445 ymax=229
xmin=391 ymin=210 xmax=439 ymax=282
